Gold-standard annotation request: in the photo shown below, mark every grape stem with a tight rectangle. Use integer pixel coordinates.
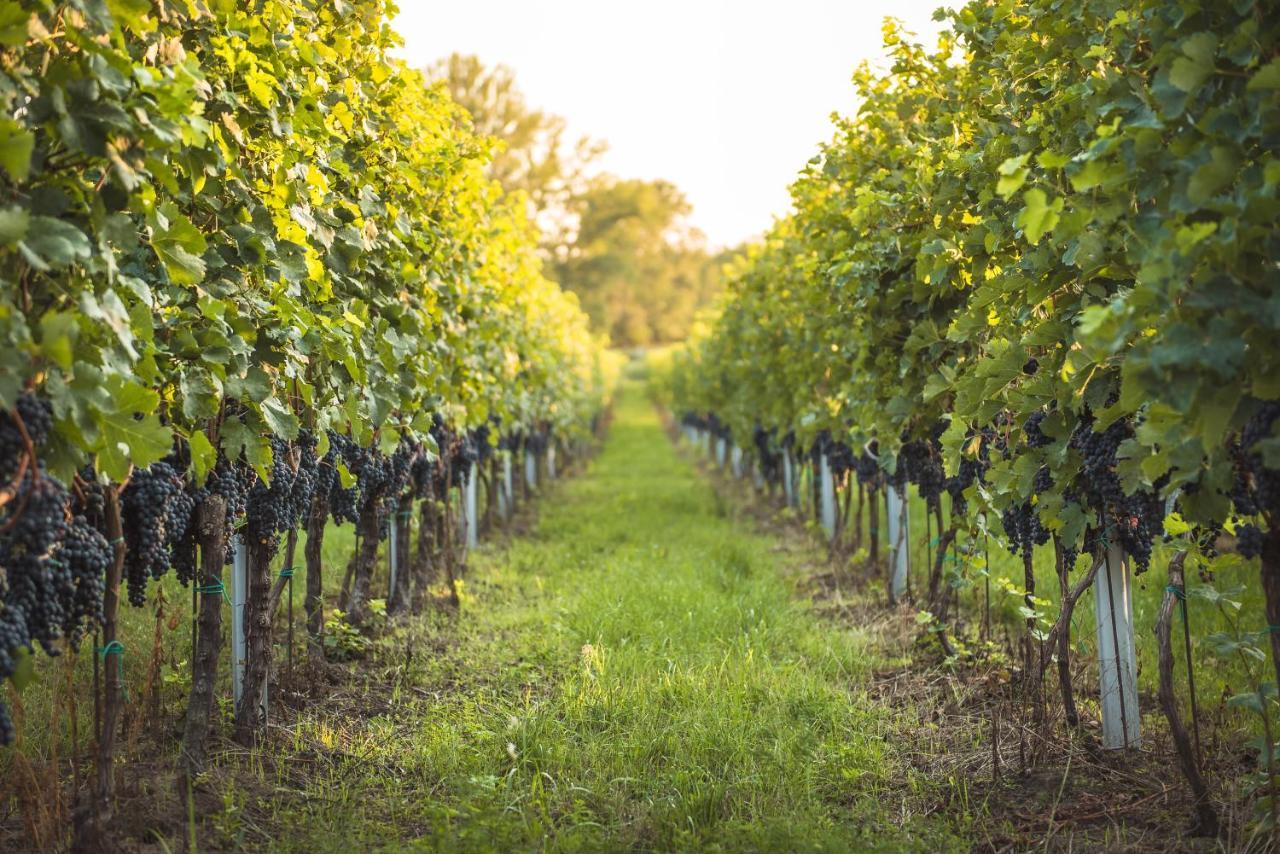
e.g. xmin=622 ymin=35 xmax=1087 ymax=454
xmin=0 ymin=404 xmax=39 ymax=522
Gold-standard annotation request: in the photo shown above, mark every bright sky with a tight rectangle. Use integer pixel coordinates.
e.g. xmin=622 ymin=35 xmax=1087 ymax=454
xmin=392 ymin=1 xmax=955 ymax=249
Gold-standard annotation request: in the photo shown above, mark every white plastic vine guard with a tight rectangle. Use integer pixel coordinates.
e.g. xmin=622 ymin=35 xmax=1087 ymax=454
xmin=820 ymin=453 xmax=837 ymax=539
xmin=525 ymin=448 xmax=537 ymax=491
xmin=231 ymin=534 xmax=247 ymax=707
xmin=887 ymin=485 xmax=909 ymax=602
xmin=1094 ymin=543 xmax=1140 ymax=749
xmin=501 ymin=452 xmax=514 ymax=518
xmin=388 ymin=509 xmax=399 ymax=600
xmin=783 ymin=449 xmax=797 ymax=508
xmin=463 ymin=462 xmax=478 ymax=549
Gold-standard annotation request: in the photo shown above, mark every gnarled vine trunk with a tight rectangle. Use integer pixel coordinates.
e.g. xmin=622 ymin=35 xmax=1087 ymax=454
xmin=235 ymin=536 xmax=274 ymax=745
xmin=181 ymin=496 xmax=226 ymax=776
xmin=305 ymin=491 xmax=327 ymax=662
xmin=346 ymin=502 xmax=382 ymax=625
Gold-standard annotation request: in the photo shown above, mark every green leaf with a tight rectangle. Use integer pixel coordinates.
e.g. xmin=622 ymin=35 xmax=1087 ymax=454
xmin=996 ymin=154 xmax=1029 ymax=199
xmin=1175 ymin=221 xmax=1217 ymax=253
xmin=1187 ymin=147 xmax=1237 ymax=204
xmin=94 ymin=378 xmax=172 ymax=481
xmin=1036 ymin=150 xmax=1071 ymax=170
xmin=38 ymin=312 xmax=78 ymax=370
xmin=1169 ymin=57 xmax=1212 ymax=93
xmin=0 ymin=118 xmax=33 ymax=181
xmin=1182 ymin=32 xmax=1218 ymax=66
xmin=1016 ymin=189 xmax=1063 ymax=245
xmin=0 ymin=205 xmax=29 ymax=245
xmin=188 ymin=431 xmax=217 ymax=484
xmin=179 ymin=370 xmax=222 ymax=421
xmin=260 ymin=397 xmax=300 ymax=440
xmin=106 ymin=0 xmax=155 ymax=32
xmin=19 ymin=218 xmax=91 ymax=270
xmin=1247 ymin=59 xmax=1280 ymax=91
xmin=1164 ymin=512 xmax=1191 ymax=537
xmin=1067 ymin=158 xmax=1116 ymax=192
xmin=1228 ymin=691 xmax=1266 ymax=714
xmin=1169 ymin=34 xmax=1217 ymax=94
xmin=150 ymin=203 xmax=207 ymax=286
xmin=0 ymin=2 xmax=28 ymax=46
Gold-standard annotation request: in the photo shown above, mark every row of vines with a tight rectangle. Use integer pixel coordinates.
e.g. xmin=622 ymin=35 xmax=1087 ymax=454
xmin=0 ymin=0 xmax=619 ymax=846
xmin=657 ymin=0 xmax=1278 ymax=836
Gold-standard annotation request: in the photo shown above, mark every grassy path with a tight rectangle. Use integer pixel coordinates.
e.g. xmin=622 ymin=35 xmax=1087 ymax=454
xmin=262 ymin=384 xmax=960 ymax=851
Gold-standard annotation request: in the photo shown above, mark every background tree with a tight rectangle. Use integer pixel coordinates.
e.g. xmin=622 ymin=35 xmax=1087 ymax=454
xmin=427 ymin=53 xmax=603 ymax=244
xmin=554 ymin=177 xmax=725 ymax=347
xmin=429 ymin=55 xmax=724 ymax=348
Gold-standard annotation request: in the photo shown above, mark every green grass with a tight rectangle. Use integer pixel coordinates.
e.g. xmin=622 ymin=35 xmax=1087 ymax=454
xmin=215 ymin=382 xmax=962 ymax=851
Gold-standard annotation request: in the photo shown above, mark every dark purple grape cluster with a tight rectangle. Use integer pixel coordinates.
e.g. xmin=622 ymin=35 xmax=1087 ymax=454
xmin=454 ymin=433 xmax=479 ymax=487
xmin=502 ymin=427 xmax=524 ymax=454
xmin=354 ymin=448 xmax=393 ymax=513
xmin=1001 ymin=500 xmax=1049 ymax=557
xmin=0 ymin=393 xmax=52 ymax=481
xmin=324 ymin=431 xmax=363 ymax=525
xmin=1033 ymin=465 xmax=1053 ymax=496
xmin=1023 ymin=411 xmax=1053 ymax=449
xmin=1067 ymin=411 xmax=1167 ymax=572
xmin=409 ymin=445 xmax=437 ymax=500
xmin=899 ymin=425 xmax=946 ymax=511
xmin=526 ymin=426 xmax=550 ymax=457
xmin=201 ymin=460 xmax=252 ymax=566
xmin=289 ymin=430 xmax=320 ymax=524
xmin=1230 ymin=401 xmax=1279 ymax=541
xmin=752 ymin=425 xmax=782 ymax=482
xmin=384 ymin=440 xmax=416 ymax=516
xmin=75 ymin=466 xmax=107 ymax=521
xmin=55 ymin=516 xmax=111 ymax=645
xmin=949 ymin=425 xmax=996 ymax=516
xmin=4 ymin=474 xmax=73 ymax=652
xmin=853 ymin=444 xmax=881 ymax=488
xmin=809 ymin=430 xmax=830 ymax=469
xmin=1238 ymin=523 xmax=1265 ymax=559
xmin=473 ymin=424 xmax=493 ymax=466
xmin=1115 ymin=489 xmax=1162 ymax=572
xmin=704 ymin=414 xmax=730 ymax=443
xmin=1070 ymin=412 xmax=1130 ymax=514
xmin=827 ymin=439 xmax=856 ymax=479
xmin=244 ymin=435 xmax=319 ymax=559
xmin=0 ymin=452 xmax=112 ymax=745
xmin=120 ymin=462 xmax=193 ymax=606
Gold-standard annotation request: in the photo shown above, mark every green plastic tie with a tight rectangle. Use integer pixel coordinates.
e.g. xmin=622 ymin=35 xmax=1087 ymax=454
xmin=1165 ymin=585 xmax=1185 ymax=600
xmin=1268 ymin=625 xmax=1280 ymax=635
xmin=96 ymin=640 xmax=127 ymax=696
xmin=278 ymin=567 xmax=295 ymax=579
xmin=97 ymin=640 xmax=124 ymax=658
xmin=96 ymin=640 xmax=125 ymax=676
xmin=108 ymin=536 xmax=125 ymax=546
xmin=195 ymin=579 xmax=229 ymax=603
